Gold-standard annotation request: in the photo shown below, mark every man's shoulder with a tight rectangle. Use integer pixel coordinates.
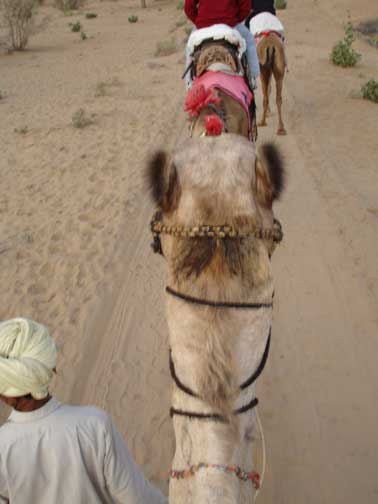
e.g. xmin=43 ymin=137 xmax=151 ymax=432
xmin=0 ymin=403 xmax=113 ymax=442
xmin=56 ymin=403 xmax=113 ymax=430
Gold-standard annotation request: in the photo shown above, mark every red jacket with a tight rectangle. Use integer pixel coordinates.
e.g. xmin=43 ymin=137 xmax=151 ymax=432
xmin=185 ymin=0 xmax=252 ymax=29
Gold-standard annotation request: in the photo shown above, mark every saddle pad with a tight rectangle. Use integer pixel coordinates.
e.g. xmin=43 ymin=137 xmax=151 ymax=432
xmin=187 ymin=24 xmax=246 ymax=58
xmin=249 ymin=12 xmax=285 ymax=37
xmin=195 ymin=71 xmax=252 ymax=116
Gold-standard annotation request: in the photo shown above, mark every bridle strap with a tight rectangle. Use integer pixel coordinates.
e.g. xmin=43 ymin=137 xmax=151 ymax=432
xmin=166 ymin=286 xmax=273 ymax=310
xmin=169 ymin=328 xmax=271 ymax=399
xmin=169 ymin=349 xmax=198 ymax=398
xmin=240 ymin=329 xmax=271 ymax=390
xmin=170 ymin=396 xmax=258 ymax=421
xmin=167 ymin=288 xmax=272 ymax=420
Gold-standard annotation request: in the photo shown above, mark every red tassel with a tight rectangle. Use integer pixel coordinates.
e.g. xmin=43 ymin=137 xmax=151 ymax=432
xmin=185 ymin=84 xmax=221 ymax=118
xmin=204 ymin=115 xmax=223 ymax=136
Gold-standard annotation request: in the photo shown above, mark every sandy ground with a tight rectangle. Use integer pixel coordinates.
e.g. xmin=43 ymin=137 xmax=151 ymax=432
xmin=1 ymin=0 xmax=378 ymax=502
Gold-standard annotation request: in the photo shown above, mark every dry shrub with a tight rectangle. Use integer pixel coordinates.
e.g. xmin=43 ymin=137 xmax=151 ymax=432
xmin=55 ymin=0 xmax=81 ymax=10
xmin=155 ymin=37 xmax=177 ymax=57
xmin=0 ymin=0 xmax=36 ymax=50
xmin=72 ymin=108 xmax=93 ymax=128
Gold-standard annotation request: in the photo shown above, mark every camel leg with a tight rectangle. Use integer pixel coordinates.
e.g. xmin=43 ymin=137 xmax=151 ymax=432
xmin=267 ymin=80 xmax=272 ymax=116
xmin=258 ymin=73 xmax=270 ymax=127
xmin=275 ymin=74 xmax=286 ymax=135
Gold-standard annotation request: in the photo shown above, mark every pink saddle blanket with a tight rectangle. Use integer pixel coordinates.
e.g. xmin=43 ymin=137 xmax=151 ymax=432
xmin=194 ymin=71 xmax=253 ymax=118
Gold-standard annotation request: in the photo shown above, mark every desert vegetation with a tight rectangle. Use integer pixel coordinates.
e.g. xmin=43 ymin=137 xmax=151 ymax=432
xmin=55 ymin=0 xmax=81 ymax=11
xmin=14 ymin=125 xmax=29 ymax=134
xmin=275 ymin=0 xmax=287 ymax=9
xmin=331 ymin=22 xmax=361 ymax=67
xmin=69 ymin=20 xmax=81 ymax=32
xmin=361 ymin=79 xmax=378 ymax=103
xmin=72 ymin=108 xmax=93 ymax=128
xmin=155 ymin=37 xmax=177 ymax=57
xmin=0 ymin=0 xmax=36 ymax=50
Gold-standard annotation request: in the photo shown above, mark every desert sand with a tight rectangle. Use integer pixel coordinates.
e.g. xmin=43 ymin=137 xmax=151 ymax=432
xmin=1 ymin=0 xmax=378 ymax=502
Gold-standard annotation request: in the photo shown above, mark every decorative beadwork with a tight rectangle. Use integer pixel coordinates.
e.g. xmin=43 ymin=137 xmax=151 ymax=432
xmin=169 ymin=463 xmax=260 ymax=489
xmin=150 ymin=211 xmax=283 ymax=244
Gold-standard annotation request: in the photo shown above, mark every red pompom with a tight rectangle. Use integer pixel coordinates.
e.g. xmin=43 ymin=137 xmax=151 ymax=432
xmin=204 ymin=115 xmax=223 ymax=136
xmin=185 ymin=84 xmax=221 ymax=118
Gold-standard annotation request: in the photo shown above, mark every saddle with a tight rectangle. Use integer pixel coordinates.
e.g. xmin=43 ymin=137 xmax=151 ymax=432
xmin=249 ymin=12 xmax=285 ymax=41
xmin=187 ymin=24 xmax=246 ymax=60
xmin=186 ymin=24 xmax=248 ymax=84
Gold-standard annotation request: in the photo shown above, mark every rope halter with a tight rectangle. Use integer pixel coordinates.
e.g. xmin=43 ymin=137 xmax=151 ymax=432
xmin=150 ymin=211 xmax=283 ymax=257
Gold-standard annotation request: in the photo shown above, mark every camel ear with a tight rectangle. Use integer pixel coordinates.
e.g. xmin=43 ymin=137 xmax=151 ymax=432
xmin=254 ymin=143 xmax=285 ymax=207
xmin=146 ymin=150 xmax=181 ymax=212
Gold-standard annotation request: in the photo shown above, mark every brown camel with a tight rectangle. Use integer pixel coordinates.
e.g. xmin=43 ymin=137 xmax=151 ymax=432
xmin=256 ymin=33 xmax=287 ymax=135
xmin=147 ymin=135 xmax=285 ymax=503
xmin=187 ymin=43 xmax=255 ymax=140
xmin=190 ymin=89 xmax=250 ymax=138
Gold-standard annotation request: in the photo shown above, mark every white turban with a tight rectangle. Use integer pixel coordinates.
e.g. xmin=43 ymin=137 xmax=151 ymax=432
xmin=0 ymin=318 xmax=57 ymax=399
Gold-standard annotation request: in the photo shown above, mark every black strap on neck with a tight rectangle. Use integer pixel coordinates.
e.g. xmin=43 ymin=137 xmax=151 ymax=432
xmin=166 ymin=286 xmax=273 ymax=310
xmin=169 ymin=350 xmax=198 ymax=398
xmin=240 ymin=328 xmax=271 ymax=390
xmin=170 ymin=397 xmax=259 ymax=422
xmin=169 ymin=327 xmax=271 ymax=399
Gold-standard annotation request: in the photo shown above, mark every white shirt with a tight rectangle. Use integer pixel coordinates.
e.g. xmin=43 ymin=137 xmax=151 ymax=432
xmin=0 ymin=398 xmax=166 ymax=504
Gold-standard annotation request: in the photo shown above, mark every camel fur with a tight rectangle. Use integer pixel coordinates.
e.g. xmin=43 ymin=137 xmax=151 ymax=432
xmin=147 ymin=135 xmax=285 ymax=503
xmin=257 ymin=33 xmax=287 ymax=135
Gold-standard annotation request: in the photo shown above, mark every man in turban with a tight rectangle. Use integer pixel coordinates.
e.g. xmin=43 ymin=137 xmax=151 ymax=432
xmin=0 ymin=318 xmax=166 ymax=504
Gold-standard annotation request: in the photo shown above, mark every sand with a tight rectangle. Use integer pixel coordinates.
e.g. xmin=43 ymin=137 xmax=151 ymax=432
xmin=1 ymin=0 xmax=378 ymax=502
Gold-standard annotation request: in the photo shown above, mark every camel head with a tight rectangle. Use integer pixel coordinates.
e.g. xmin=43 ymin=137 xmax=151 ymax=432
xmin=147 ymin=135 xmax=284 ymax=298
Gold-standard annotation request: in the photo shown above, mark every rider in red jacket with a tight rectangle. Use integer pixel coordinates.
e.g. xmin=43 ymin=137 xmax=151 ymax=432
xmin=184 ymin=0 xmax=259 ymax=89
xmin=184 ymin=0 xmax=251 ymax=29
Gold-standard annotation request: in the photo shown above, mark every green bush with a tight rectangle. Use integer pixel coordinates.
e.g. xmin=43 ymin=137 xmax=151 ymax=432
xmin=361 ymin=79 xmax=378 ymax=103
xmin=331 ymin=22 xmax=361 ymax=67
xmin=69 ymin=20 xmax=81 ymax=32
xmin=85 ymin=12 xmax=97 ymax=19
xmin=275 ymin=0 xmax=287 ymax=9
xmin=14 ymin=126 xmax=29 ymax=134
xmin=176 ymin=1 xmax=184 ymax=9
xmin=128 ymin=15 xmax=138 ymax=23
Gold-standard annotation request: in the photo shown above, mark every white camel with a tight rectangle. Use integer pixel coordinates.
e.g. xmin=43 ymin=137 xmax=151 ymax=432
xmin=147 ymin=134 xmax=285 ymax=503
